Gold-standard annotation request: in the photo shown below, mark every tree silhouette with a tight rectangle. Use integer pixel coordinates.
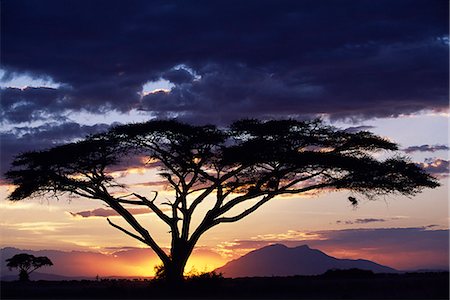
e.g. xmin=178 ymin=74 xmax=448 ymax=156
xmin=5 ymin=119 xmax=439 ymax=283
xmin=6 ymin=253 xmax=53 ymax=281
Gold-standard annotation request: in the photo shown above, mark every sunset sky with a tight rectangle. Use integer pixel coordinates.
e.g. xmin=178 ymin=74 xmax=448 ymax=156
xmin=0 ymin=0 xmax=449 ymax=278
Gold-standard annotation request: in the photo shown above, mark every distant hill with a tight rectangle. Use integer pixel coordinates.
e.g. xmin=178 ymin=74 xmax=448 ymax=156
xmin=1 ymin=272 xmax=92 ymax=281
xmin=215 ymin=244 xmax=397 ymax=277
xmin=0 ymin=247 xmax=156 ymax=281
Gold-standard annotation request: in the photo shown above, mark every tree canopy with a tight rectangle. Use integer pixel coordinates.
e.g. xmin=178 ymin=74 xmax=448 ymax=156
xmin=6 ymin=253 xmax=53 ymax=281
xmin=6 ymin=119 xmax=439 ymax=282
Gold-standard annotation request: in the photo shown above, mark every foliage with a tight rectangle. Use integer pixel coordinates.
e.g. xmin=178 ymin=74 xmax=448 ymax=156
xmin=186 ymin=270 xmax=224 ymax=282
xmin=322 ymin=268 xmax=375 ymax=278
xmin=5 ymin=119 xmax=439 ymax=282
xmin=153 ymin=263 xmax=223 ymax=283
xmin=153 ymin=264 xmax=167 ymax=281
xmin=6 ymin=253 xmax=53 ymax=281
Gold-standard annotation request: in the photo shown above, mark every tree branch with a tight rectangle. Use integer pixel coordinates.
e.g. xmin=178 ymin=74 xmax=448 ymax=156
xmin=107 ymin=218 xmax=148 ymax=244
xmin=132 ymin=192 xmax=172 ymax=226
xmin=279 ymin=170 xmax=325 ymax=190
xmin=188 ymin=164 xmax=249 ymax=215
xmin=215 ymin=194 xmax=274 ymax=223
xmin=116 ymin=199 xmax=147 ymax=205
xmin=102 ymin=194 xmax=170 ymax=264
xmin=187 ymin=184 xmax=218 ymax=215
xmin=215 ymin=191 xmax=267 ymax=216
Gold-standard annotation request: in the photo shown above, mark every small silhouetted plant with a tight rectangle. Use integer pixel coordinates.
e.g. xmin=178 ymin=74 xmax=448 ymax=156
xmin=186 ymin=271 xmax=224 ymax=282
xmin=153 ymin=264 xmax=167 ymax=281
xmin=323 ymin=268 xmax=375 ymax=278
xmin=6 ymin=119 xmax=439 ymax=283
xmin=6 ymin=253 xmax=53 ymax=281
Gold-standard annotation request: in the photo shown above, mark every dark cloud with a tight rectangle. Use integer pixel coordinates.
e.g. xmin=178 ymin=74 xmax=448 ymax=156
xmin=161 ymin=68 xmax=195 ymax=85
xmin=70 ymin=207 xmax=150 ymax=218
xmin=0 ymin=87 xmax=68 ymax=123
xmin=0 ymin=122 xmax=113 ymax=176
xmin=403 ymin=144 xmax=450 ymax=153
xmin=1 ymin=0 xmax=447 ymax=123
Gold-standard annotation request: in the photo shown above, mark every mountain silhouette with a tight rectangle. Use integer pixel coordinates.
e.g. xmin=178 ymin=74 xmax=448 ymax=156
xmin=215 ymin=244 xmax=397 ymax=277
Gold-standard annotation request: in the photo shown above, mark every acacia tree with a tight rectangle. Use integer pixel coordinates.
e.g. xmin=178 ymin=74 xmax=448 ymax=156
xmin=6 ymin=119 xmax=438 ymax=282
xmin=6 ymin=253 xmax=53 ymax=281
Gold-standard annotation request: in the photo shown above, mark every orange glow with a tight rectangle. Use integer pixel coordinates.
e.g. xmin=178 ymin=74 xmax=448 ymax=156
xmin=35 ymin=247 xmax=228 ymax=278
xmin=109 ymin=167 xmax=149 ymax=178
xmin=0 ymin=184 xmax=16 ymax=190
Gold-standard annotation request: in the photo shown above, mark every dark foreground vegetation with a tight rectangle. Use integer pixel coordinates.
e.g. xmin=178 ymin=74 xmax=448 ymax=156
xmin=1 ymin=272 xmax=448 ymax=299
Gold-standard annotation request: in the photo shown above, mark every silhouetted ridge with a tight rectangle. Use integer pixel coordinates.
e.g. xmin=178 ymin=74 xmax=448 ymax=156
xmin=215 ymin=244 xmax=397 ymax=277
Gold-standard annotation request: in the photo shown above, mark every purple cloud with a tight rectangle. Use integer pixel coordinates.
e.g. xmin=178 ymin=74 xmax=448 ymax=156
xmin=0 ymin=122 xmax=114 ymax=176
xmin=343 ymin=126 xmax=376 ymax=134
xmin=70 ymin=207 xmax=150 ymax=218
xmin=403 ymin=144 xmax=449 ymax=153
xmin=336 ymin=218 xmax=387 ymax=225
xmin=1 ymin=0 xmax=447 ymax=123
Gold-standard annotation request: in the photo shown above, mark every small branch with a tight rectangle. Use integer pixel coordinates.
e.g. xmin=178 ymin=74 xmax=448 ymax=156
xmin=215 ymin=194 xmax=274 ymax=223
xmin=107 ymin=218 xmax=148 ymax=244
xmin=186 ymin=186 xmax=210 ymax=195
xmin=132 ymin=192 xmax=172 ymax=225
xmin=280 ymin=171 xmax=325 ymax=190
xmin=28 ymin=266 xmax=41 ymax=275
xmin=168 ymin=176 xmax=183 ymax=194
xmin=277 ymin=182 xmax=331 ymax=194
xmin=103 ymin=195 xmax=170 ymax=264
xmin=188 ymin=184 xmax=217 ymax=214
xmin=116 ymin=199 xmax=147 ymax=205
xmin=188 ymin=165 xmax=249 ymax=216
xmin=216 ymin=191 xmax=267 ymax=216
xmin=216 ymin=182 xmax=334 ymax=223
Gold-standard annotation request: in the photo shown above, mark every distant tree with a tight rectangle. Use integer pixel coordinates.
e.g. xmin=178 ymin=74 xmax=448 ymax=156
xmin=6 ymin=253 xmax=53 ymax=281
xmin=5 ymin=119 xmax=439 ymax=283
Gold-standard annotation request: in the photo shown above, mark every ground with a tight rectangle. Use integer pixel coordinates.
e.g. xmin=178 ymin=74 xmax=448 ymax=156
xmin=1 ymin=272 xmax=448 ymax=299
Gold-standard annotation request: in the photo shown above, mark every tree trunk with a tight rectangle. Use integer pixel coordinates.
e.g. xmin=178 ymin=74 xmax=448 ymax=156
xmin=163 ymin=240 xmax=192 ymax=284
xmin=164 ymin=260 xmax=186 ymax=284
xmin=19 ymin=269 xmax=29 ymax=282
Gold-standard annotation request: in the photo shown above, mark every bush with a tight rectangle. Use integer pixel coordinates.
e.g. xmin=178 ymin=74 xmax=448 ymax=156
xmin=322 ymin=268 xmax=375 ymax=278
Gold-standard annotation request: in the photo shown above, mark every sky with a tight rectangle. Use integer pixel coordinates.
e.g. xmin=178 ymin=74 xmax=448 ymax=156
xmin=0 ymin=0 xmax=449 ymax=278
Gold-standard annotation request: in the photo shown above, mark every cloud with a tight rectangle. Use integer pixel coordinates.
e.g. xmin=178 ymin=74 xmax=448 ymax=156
xmin=70 ymin=207 xmax=150 ymax=218
xmin=250 ymin=230 xmax=325 ymax=241
xmin=403 ymin=144 xmax=450 ymax=153
xmin=417 ymin=158 xmax=449 ymax=178
xmin=1 ymin=221 xmax=71 ymax=232
xmin=1 ymin=0 xmax=447 ymax=123
xmin=0 ymin=121 xmax=163 ymax=185
xmin=0 ymin=87 xmax=67 ymax=123
xmin=336 ymin=218 xmax=387 ymax=225
xmin=0 ymin=122 xmax=113 ymax=176
xmin=130 ymin=180 xmax=168 ymax=188
xmin=343 ymin=126 xmax=375 ymax=133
